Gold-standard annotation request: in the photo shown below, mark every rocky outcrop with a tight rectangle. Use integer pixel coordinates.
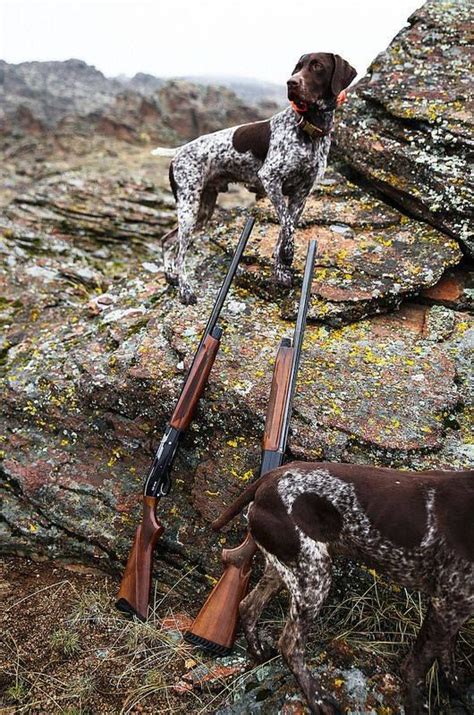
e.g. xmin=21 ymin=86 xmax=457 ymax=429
xmin=122 ymin=73 xmax=285 ymax=110
xmin=0 ymin=59 xmax=121 ymax=129
xmin=333 ymin=0 xmax=473 ymax=256
xmin=0 ymin=168 xmax=472 ymax=589
xmin=219 ymin=169 xmax=461 ymax=325
xmin=157 ymin=80 xmax=263 ymax=140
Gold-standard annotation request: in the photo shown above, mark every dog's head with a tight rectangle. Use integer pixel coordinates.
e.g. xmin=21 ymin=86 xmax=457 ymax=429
xmin=287 ymin=53 xmax=356 ymax=111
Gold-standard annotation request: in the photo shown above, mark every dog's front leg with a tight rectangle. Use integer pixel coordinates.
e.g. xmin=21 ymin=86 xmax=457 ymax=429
xmin=276 ymin=547 xmax=338 ymax=714
xmin=258 ymin=172 xmax=294 ymax=287
xmin=282 ymin=185 xmax=311 ymax=267
xmin=173 ymin=192 xmax=201 ymax=305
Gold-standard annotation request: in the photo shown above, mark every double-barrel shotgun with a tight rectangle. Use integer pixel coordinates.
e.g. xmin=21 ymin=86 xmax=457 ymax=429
xmin=184 ymin=239 xmax=317 ymax=655
xmin=116 ymin=217 xmax=255 ymax=620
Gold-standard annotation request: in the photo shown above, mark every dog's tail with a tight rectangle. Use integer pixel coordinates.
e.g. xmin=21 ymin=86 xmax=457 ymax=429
xmin=212 ymin=466 xmax=286 ymax=531
xmin=151 ymin=146 xmax=179 ymax=158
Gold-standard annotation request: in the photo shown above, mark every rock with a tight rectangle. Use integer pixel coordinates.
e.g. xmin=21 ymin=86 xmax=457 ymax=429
xmin=157 ymin=80 xmax=264 ymax=141
xmin=212 ymin=170 xmax=461 ymax=325
xmin=420 ymin=264 xmax=474 ymax=312
xmin=333 ymin=0 xmax=473 ymax=255
xmin=1 ymin=168 xmax=472 ymax=583
xmin=214 ymin=660 xmax=404 ymax=714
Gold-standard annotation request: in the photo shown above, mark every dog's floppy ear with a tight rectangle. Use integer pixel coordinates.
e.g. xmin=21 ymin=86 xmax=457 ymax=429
xmin=331 ymin=54 xmax=357 ymax=96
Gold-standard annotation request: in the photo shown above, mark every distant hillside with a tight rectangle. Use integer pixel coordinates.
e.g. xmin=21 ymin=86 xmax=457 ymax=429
xmin=0 ymin=59 xmax=276 ymax=144
xmin=119 ymin=72 xmax=286 ymax=108
xmin=181 ymin=76 xmax=286 ymax=108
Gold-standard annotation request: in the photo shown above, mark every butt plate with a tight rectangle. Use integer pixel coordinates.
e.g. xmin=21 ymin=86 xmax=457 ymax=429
xmin=115 ymin=597 xmax=147 ymax=621
xmin=183 ymin=630 xmax=233 ymax=657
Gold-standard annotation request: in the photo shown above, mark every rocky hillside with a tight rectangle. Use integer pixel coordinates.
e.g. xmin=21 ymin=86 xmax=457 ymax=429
xmin=0 ymin=59 xmax=272 ymax=144
xmin=122 ymin=72 xmax=286 ymax=108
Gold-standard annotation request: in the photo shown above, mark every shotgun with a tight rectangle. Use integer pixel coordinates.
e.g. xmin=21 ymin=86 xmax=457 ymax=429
xmin=184 ymin=239 xmax=317 ymax=655
xmin=116 ymin=217 xmax=255 ymax=620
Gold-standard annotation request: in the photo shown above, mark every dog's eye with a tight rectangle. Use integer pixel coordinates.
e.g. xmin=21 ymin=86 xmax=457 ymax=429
xmin=311 ymin=61 xmax=323 ymax=71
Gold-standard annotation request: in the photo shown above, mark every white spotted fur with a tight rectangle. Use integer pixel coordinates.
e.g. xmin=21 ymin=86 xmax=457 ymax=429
xmin=160 ymin=106 xmax=333 ymax=303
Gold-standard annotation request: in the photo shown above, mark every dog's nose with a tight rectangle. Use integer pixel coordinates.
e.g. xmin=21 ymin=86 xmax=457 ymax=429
xmin=287 ymin=78 xmax=300 ymax=89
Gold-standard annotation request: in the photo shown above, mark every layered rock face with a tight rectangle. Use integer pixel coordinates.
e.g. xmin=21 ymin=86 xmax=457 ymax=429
xmin=333 ymin=0 xmax=473 ymax=255
xmin=0 ymin=170 xmax=471 ymax=590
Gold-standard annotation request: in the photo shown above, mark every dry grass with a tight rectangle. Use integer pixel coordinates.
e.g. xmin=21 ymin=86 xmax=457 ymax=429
xmin=1 ymin=558 xmax=472 ymax=714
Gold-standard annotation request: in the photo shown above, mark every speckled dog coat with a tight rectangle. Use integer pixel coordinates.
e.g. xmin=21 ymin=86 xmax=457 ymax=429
xmin=213 ymin=461 xmax=474 ymax=715
xmin=158 ymin=53 xmax=356 ymax=304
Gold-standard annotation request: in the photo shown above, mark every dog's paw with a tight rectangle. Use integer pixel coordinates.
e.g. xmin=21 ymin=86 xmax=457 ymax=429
xmin=273 ymin=265 xmax=292 ymax=288
xmin=247 ymin=643 xmax=277 ymax=664
xmin=165 ymin=270 xmax=179 ymax=286
xmin=179 ymin=283 xmax=197 ymax=305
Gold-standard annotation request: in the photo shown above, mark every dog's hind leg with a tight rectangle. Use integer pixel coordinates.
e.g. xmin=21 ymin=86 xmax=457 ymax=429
xmin=400 ymin=596 xmax=472 ymax=714
xmin=240 ymin=558 xmax=283 ymax=663
xmin=274 ymin=543 xmax=338 ymax=715
xmin=197 ymin=185 xmax=218 ymax=229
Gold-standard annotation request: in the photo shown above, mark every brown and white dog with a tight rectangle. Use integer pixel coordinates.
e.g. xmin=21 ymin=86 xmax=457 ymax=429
xmin=154 ymin=53 xmax=356 ymax=304
xmin=213 ymin=461 xmax=474 ymax=714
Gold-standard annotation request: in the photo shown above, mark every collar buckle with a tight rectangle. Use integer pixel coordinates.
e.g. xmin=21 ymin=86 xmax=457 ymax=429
xmin=295 ymin=113 xmax=328 ymax=140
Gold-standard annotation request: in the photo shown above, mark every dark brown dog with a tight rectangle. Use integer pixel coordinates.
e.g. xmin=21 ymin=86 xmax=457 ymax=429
xmin=213 ymin=461 xmax=474 ymax=714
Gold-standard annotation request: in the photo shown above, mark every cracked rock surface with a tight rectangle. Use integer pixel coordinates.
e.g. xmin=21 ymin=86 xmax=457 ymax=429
xmin=333 ymin=0 xmax=473 ymax=255
xmin=1 ymin=167 xmax=472 ymax=594
xmin=214 ymin=169 xmax=461 ymax=325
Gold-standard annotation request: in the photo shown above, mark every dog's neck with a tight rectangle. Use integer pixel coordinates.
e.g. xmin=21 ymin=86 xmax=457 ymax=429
xmin=289 ymin=101 xmax=335 ymax=140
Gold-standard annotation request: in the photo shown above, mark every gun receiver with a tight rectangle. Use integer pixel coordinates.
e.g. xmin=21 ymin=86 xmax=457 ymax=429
xmin=116 ymin=217 xmax=255 ymax=620
xmin=184 ymin=240 xmax=317 ymax=654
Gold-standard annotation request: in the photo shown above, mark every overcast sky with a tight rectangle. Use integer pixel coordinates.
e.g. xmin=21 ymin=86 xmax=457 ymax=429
xmin=1 ymin=0 xmax=423 ymax=84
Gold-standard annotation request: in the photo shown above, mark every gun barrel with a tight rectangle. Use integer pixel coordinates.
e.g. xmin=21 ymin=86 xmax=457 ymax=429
xmin=278 ymin=239 xmax=317 ymax=453
xmin=198 ymin=216 xmax=255 ymax=349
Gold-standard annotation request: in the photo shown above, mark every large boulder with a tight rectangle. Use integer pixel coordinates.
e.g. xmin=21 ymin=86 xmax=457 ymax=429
xmin=215 ymin=168 xmax=461 ymax=325
xmin=1 ymin=171 xmax=472 ymax=594
xmin=333 ymin=0 xmax=473 ymax=256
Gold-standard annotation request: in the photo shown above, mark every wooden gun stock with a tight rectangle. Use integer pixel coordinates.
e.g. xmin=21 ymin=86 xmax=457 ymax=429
xmin=116 ymin=497 xmax=164 ymax=620
xmin=184 ymin=534 xmax=257 ymax=655
xmin=184 ymin=341 xmax=293 ymax=652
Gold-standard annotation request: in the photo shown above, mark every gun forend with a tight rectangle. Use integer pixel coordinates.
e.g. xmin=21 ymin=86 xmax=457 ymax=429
xmin=262 ymin=337 xmax=293 ymax=452
xmin=170 ymin=328 xmax=222 ymax=431
xmin=116 ymin=497 xmax=164 ymax=620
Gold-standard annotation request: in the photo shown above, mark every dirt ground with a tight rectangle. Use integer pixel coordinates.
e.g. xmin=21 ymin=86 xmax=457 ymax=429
xmin=1 ymin=555 xmax=473 ymax=714
xmin=0 ymin=555 xmax=253 ymax=714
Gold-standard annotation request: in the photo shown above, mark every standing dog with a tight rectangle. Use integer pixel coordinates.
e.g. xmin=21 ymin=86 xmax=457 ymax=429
xmin=154 ymin=53 xmax=356 ymax=304
xmin=213 ymin=461 xmax=474 ymax=714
